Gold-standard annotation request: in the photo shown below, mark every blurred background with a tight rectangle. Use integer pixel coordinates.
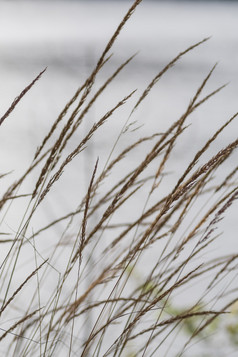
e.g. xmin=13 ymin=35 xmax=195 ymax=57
xmin=0 ymin=1 xmax=238 ymax=355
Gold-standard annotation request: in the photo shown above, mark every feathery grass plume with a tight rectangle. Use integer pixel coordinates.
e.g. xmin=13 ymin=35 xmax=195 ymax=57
xmin=77 ymin=158 xmax=99 ymax=264
xmin=34 ymin=52 xmax=112 ymax=162
xmin=0 ymin=260 xmax=48 ymax=316
xmin=0 ymin=68 xmax=46 ymax=127
xmin=131 ymin=37 xmax=210 ymax=115
xmin=128 ymin=309 xmax=226 ymax=340
xmin=33 ymin=75 xmax=90 ymax=160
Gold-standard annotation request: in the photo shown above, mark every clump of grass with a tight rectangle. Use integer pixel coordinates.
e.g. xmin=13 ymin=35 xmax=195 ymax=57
xmin=0 ymin=0 xmax=238 ymax=356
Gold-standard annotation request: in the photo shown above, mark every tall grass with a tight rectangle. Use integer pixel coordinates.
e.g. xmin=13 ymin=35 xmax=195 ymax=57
xmin=1 ymin=0 xmax=238 ymax=356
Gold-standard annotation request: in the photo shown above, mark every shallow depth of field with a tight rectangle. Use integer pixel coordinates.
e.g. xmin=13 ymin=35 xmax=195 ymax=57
xmin=0 ymin=1 xmax=238 ymax=356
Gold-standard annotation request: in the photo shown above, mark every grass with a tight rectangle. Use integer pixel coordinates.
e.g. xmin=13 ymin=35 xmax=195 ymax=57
xmin=1 ymin=0 xmax=238 ymax=356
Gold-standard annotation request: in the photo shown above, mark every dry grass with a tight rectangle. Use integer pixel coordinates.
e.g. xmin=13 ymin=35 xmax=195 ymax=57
xmin=0 ymin=1 xmax=238 ymax=356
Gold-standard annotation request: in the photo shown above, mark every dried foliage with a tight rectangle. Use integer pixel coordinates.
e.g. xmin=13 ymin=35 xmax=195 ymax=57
xmin=0 ymin=1 xmax=238 ymax=356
